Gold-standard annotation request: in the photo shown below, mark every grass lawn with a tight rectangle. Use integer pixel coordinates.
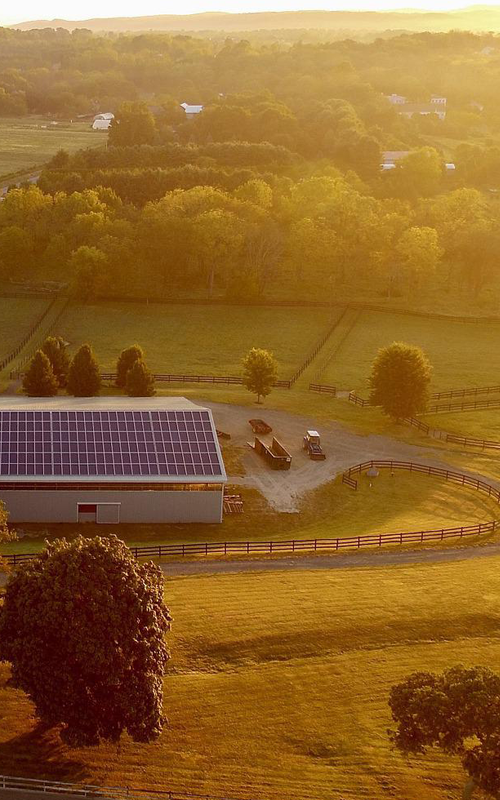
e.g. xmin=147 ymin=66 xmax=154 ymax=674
xmin=0 ymin=117 xmax=102 ymax=179
xmin=0 ymin=296 xmax=50 ymax=359
xmin=424 ymin=408 xmax=500 ymax=441
xmin=55 ymin=301 xmax=336 ymax=378
xmin=317 ymin=309 xmax=500 ymax=392
xmin=3 ymin=470 xmax=498 ymax=554
xmin=2 ymin=555 xmax=500 ymax=798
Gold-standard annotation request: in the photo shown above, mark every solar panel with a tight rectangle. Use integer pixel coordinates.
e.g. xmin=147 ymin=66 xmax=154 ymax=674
xmin=0 ymin=410 xmax=223 ymax=478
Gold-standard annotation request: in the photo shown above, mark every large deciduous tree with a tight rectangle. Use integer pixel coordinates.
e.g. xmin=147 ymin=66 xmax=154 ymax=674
xmin=368 ymin=341 xmax=431 ymax=419
xmin=67 ymin=344 xmax=101 ymax=397
xmin=0 ymin=535 xmax=171 ymax=746
xmin=389 ymin=665 xmax=500 ymax=799
xmin=109 ymin=102 xmax=158 ymax=148
xmin=22 ymin=350 xmax=59 ymax=397
xmin=242 ymin=347 xmax=278 ymax=403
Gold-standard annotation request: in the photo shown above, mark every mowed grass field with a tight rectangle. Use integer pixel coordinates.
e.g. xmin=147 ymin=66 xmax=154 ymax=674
xmin=2 ymin=555 xmax=500 ymax=799
xmin=0 ymin=117 xmax=102 ymax=179
xmin=3 ymin=471 xmax=498 ymax=554
xmin=424 ymin=408 xmax=500 ymax=441
xmin=0 ymin=296 xmax=49 ymax=359
xmin=56 ymin=302 xmax=335 ymax=377
xmin=317 ymin=309 xmax=500 ymax=391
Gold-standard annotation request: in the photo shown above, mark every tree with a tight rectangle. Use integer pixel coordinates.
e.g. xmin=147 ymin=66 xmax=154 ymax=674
xmin=395 ymin=226 xmax=443 ymax=295
xmin=126 ymin=359 xmax=156 ymax=397
xmin=116 ymin=344 xmax=144 ymax=388
xmin=67 ymin=344 xmax=101 ymax=397
xmin=368 ymin=342 xmax=431 ymax=419
xmin=242 ymin=347 xmax=278 ymax=403
xmin=41 ymin=336 xmax=70 ymax=388
xmin=22 ymin=350 xmax=58 ymax=397
xmin=389 ymin=665 xmax=500 ymax=799
xmin=108 ymin=102 xmax=158 ymax=148
xmin=69 ymin=245 xmax=109 ymax=300
xmin=0 ymin=501 xmax=16 ymax=573
xmin=0 ymin=535 xmax=171 ymax=746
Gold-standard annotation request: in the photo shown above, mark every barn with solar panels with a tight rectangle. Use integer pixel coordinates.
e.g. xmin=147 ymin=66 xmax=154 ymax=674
xmin=0 ymin=398 xmax=227 ymax=524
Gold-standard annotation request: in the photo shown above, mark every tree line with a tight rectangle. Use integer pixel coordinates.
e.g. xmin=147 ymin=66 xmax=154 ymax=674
xmin=2 ymin=166 xmax=499 ymax=307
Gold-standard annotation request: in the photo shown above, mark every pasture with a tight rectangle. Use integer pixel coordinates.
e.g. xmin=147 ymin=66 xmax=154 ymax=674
xmin=1 ymin=554 xmax=500 ymax=799
xmin=0 ymin=296 xmax=49 ymax=359
xmin=55 ymin=301 xmax=335 ymax=378
xmin=0 ymin=117 xmax=102 ymax=179
xmin=316 ymin=309 xmax=500 ymax=391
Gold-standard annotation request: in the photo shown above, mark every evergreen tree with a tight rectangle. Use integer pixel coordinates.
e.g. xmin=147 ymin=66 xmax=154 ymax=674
xmin=41 ymin=336 xmax=70 ymax=387
xmin=242 ymin=347 xmax=278 ymax=403
xmin=116 ymin=344 xmax=144 ymax=388
xmin=125 ymin=360 xmax=156 ymax=397
xmin=368 ymin=341 xmax=431 ymax=419
xmin=22 ymin=350 xmax=58 ymax=397
xmin=67 ymin=344 xmax=101 ymax=397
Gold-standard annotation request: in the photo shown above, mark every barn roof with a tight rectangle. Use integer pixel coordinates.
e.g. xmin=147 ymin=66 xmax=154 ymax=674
xmin=0 ymin=398 xmax=226 ymax=484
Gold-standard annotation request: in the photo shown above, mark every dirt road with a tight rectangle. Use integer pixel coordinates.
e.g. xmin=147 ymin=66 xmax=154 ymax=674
xmin=206 ymin=401 xmax=493 ymax=512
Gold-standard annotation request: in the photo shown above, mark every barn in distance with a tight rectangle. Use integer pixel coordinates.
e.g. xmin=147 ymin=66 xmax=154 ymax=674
xmin=0 ymin=397 xmax=226 ymax=524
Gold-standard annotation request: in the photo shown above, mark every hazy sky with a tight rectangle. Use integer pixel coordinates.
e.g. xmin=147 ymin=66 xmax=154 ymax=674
xmin=1 ymin=0 xmax=496 ymax=26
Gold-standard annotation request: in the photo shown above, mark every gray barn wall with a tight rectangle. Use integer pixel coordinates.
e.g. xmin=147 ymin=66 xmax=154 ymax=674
xmin=0 ymin=489 xmax=223 ymax=524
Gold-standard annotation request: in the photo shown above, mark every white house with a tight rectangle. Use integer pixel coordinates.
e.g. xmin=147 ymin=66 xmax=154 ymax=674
xmin=385 ymin=93 xmax=407 ymax=105
xmin=180 ymin=102 xmax=203 ymax=120
xmin=93 ymin=112 xmax=115 ymax=121
xmin=92 ymin=112 xmax=114 ymax=131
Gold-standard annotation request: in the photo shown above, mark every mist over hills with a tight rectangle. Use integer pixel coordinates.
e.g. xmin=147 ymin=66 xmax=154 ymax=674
xmin=10 ymin=5 xmax=500 ymax=33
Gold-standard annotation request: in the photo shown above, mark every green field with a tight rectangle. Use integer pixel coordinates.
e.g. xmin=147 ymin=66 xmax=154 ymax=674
xmin=317 ymin=310 xmax=500 ymax=391
xmin=55 ymin=301 xmax=335 ymax=378
xmin=424 ymin=408 xmax=500 ymax=442
xmin=0 ymin=117 xmax=102 ymax=179
xmin=2 ymin=555 xmax=500 ymax=799
xmin=3 ymin=470 xmax=498 ymax=554
xmin=0 ymin=296 xmax=49 ymax=360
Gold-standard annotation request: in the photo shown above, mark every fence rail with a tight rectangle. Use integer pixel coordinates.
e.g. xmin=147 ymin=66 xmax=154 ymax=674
xmin=348 ymin=391 xmax=371 ymax=407
xmin=430 ymin=384 xmax=500 ymax=400
xmin=0 ymin=775 xmax=249 ymax=800
xmin=309 ymin=383 xmax=337 ymax=396
xmin=426 ymin=398 xmax=500 ymax=414
xmin=0 ymin=299 xmax=56 ymax=372
xmin=445 ymin=434 xmax=500 ymax=451
xmin=288 ymin=308 xmax=348 ymax=386
xmin=4 ymin=462 xmax=499 ymax=567
xmin=100 ymin=372 xmax=291 ymax=388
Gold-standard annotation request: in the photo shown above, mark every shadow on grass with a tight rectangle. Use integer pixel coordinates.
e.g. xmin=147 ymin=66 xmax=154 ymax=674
xmin=0 ymin=722 xmax=91 ymax=783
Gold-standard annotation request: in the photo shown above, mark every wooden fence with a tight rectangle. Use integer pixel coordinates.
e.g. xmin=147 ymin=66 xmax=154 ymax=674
xmin=288 ymin=308 xmax=348 ymax=386
xmin=348 ymin=391 xmax=371 ymax=407
xmin=309 ymin=383 xmax=337 ymax=396
xmin=430 ymin=384 xmax=500 ymax=400
xmin=4 ymin=461 xmax=499 ymax=567
xmin=444 ymin=434 xmax=500 ymax=451
xmin=427 ymin=398 xmax=500 ymax=414
xmin=0 ymin=298 xmax=56 ymax=372
xmin=341 ymin=459 xmax=500 ymax=501
xmin=0 ymin=774 xmax=246 ymax=800
xmin=100 ymin=372 xmax=292 ymax=388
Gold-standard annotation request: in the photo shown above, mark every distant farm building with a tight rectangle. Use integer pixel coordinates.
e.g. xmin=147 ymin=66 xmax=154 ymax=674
xmin=0 ymin=397 xmax=227 ymax=524
xmin=180 ymin=102 xmax=204 ymax=119
xmin=92 ymin=112 xmax=114 ymax=131
xmin=385 ymin=94 xmax=447 ymax=121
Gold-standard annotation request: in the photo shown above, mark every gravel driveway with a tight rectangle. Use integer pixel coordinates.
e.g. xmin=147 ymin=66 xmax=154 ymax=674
xmin=206 ymin=401 xmax=494 ymax=512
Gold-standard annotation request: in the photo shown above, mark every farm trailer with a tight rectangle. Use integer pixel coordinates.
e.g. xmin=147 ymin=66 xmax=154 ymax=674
xmin=249 ymin=436 xmax=292 ymax=470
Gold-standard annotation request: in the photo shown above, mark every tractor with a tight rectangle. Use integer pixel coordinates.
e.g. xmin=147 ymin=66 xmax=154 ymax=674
xmin=303 ymin=430 xmax=326 ymax=460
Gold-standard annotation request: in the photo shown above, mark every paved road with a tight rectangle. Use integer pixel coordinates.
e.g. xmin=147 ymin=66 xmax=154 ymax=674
xmin=161 ymin=540 xmax=500 ymax=577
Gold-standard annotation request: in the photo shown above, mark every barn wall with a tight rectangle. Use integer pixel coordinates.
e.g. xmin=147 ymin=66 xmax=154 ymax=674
xmin=0 ymin=488 xmax=223 ymax=524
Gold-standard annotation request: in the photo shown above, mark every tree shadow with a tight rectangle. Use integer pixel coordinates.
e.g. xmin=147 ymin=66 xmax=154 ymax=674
xmin=0 ymin=722 xmax=91 ymax=783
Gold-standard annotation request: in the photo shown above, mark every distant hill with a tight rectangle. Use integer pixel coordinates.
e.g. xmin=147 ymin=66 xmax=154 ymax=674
xmin=10 ymin=6 xmax=500 ymax=34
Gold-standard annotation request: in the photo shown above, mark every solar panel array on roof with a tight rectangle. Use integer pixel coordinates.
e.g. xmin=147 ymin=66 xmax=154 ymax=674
xmin=0 ymin=410 xmax=222 ymax=478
